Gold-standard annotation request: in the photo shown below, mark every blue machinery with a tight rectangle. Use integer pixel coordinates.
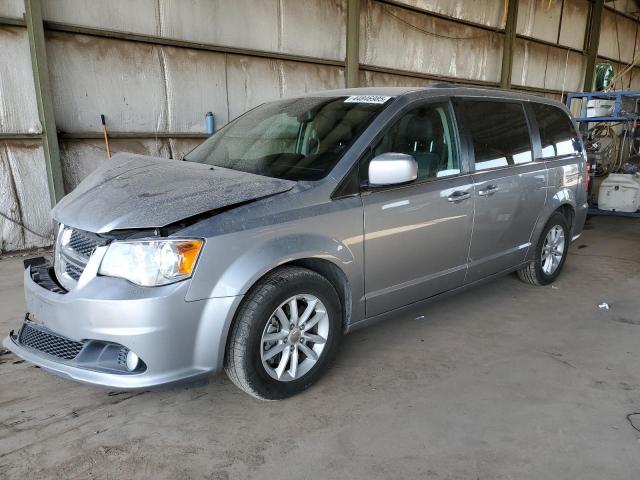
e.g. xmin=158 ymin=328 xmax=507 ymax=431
xmin=565 ymin=90 xmax=640 ymax=217
xmin=565 ymin=90 xmax=640 ymax=123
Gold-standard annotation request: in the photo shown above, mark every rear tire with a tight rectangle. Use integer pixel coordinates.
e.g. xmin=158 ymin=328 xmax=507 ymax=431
xmin=224 ymin=266 xmax=342 ymax=400
xmin=517 ymin=212 xmax=570 ymax=286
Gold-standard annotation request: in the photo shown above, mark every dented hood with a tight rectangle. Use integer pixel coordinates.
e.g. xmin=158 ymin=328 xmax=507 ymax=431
xmin=53 ymin=153 xmax=295 ymax=233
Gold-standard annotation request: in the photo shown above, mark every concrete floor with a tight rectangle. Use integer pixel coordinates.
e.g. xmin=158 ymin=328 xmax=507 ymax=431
xmin=1 ymin=216 xmax=639 ymax=479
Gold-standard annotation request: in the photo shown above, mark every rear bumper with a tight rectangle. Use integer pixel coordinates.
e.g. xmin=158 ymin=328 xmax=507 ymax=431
xmin=3 ymin=263 xmax=243 ymax=389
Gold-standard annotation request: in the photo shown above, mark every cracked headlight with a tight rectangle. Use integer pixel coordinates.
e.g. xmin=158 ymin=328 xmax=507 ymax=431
xmin=99 ymin=239 xmax=204 ymax=286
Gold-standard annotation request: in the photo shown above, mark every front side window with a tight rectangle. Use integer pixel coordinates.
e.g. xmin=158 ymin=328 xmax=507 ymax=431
xmin=370 ymin=102 xmax=460 ymax=182
xmin=532 ymin=103 xmax=581 ymax=158
xmin=184 ymin=96 xmax=389 ymax=181
xmin=457 ymin=100 xmax=533 ymax=171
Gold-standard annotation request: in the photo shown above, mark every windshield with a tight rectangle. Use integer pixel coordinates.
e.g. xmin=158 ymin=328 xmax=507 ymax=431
xmin=184 ymin=96 xmax=391 ymax=181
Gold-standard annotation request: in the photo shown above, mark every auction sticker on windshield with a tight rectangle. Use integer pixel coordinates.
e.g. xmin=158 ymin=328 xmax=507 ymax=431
xmin=344 ymin=95 xmax=392 ymax=104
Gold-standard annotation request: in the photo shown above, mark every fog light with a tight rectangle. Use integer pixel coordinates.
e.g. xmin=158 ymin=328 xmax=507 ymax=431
xmin=125 ymin=351 xmax=140 ymax=371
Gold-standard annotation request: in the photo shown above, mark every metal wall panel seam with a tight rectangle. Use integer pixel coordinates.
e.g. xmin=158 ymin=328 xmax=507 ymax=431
xmin=360 ymin=64 xmax=569 ymax=95
xmin=59 ymin=132 xmax=208 ymax=140
xmin=0 ymin=134 xmax=43 ymax=140
xmin=0 ymin=15 xmax=25 ymax=27
xmin=40 ymin=21 xmax=346 ymax=67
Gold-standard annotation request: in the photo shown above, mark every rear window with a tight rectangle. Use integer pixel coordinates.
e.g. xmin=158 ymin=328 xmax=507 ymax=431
xmin=531 ymin=103 xmax=580 ymax=158
xmin=457 ymin=101 xmax=533 ymax=171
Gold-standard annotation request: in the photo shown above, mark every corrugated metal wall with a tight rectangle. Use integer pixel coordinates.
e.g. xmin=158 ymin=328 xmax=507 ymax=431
xmin=0 ymin=23 xmax=52 ymax=252
xmin=0 ymin=0 xmax=639 ymax=252
xmin=360 ymin=1 xmax=504 ymax=84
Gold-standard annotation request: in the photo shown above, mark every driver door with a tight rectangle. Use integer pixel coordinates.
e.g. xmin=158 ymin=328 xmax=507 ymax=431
xmin=362 ymin=100 xmax=474 ymax=317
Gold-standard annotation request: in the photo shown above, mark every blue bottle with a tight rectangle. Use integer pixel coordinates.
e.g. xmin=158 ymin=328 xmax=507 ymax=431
xmin=205 ymin=112 xmax=215 ymax=135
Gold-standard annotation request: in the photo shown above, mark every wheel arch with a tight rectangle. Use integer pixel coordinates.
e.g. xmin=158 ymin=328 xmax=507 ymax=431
xmin=283 ymin=258 xmax=353 ymax=332
xmin=232 ymin=257 xmax=353 ymax=334
xmin=555 ymin=203 xmax=575 ymax=232
xmin=526 ymin=199 xmax=576 ymax=262
xmin=191 ymin=231 xmax=363 ymax=374
xmin=218 ymin=257 xmax=354 ymax=374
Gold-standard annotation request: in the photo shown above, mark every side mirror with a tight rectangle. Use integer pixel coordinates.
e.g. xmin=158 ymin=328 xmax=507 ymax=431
xmin=368 ymin=153 xmax=418 ymax=187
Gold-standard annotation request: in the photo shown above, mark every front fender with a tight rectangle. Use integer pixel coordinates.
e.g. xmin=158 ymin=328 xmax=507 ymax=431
xmin=189 ymin=234 xmax=358 ymax=372
xmin=184 ymin=194 xmax=365 ymax=337
xmin=203 ymin=232 xmax=357 ymax=299
xmin=188 ymin=231 xmax=362 ymax=370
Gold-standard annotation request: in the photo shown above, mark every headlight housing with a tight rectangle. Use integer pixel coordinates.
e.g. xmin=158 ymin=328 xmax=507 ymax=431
xmin=99 ymin=239 xmax=204 ymax=286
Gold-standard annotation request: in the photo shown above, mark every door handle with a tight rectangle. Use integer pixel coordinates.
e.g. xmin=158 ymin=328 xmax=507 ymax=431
xmin=478 ymin=185 xmax=499 ymax=196
xmin=447 ymin=191 xmax=471 ymax=203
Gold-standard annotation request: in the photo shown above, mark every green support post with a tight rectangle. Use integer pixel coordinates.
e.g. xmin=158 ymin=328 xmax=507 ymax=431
xmin=583 ymin=0 xmax=604 ymax=92
xmin=500 ymin=0 xmax=519 ymax=89
xmin=346 ymin=0 xmax=360 ymax=88
xmin=24 ymin=0 xmax=64 ymax=205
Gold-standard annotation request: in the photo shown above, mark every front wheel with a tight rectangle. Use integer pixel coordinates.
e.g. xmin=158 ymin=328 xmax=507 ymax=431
xmin=224 ymin=266 xmax=342 ymax=400
xmin=517 ymin=212 xmax=570 ymax=286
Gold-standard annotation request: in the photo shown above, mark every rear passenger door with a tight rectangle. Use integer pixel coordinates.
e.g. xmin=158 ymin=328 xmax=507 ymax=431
xmin=454 ymin=99 xmax=548 ymax=283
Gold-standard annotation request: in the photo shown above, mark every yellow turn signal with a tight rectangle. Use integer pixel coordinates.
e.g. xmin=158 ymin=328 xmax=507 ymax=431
xmin=175 ymin=240 xmax=204 ymax=275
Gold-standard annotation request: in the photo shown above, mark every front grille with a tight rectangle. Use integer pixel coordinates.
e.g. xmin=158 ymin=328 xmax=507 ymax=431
xmin=65 ymin=262 xmax=83 ymax=281
xmin=117 ymin=347 xmax=128 ymax=366
xmin=18 ymin=322 xmax=84 ymax=360
xmin=69 ymin=229 xmax=99 ymax=258
xmin=54 ymin=226 xmax=107 ymax=291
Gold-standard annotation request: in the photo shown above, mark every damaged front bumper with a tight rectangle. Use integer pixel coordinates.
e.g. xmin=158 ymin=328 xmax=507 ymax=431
xmin=3 ymin=257 xmax=243 ymax=390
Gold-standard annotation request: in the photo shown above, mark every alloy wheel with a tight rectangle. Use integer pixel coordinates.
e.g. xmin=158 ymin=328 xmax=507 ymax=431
xmin=260 ymin=294 xmax=329 ymax=382
xmin=541 ymin=225 xmax=565 ymax=275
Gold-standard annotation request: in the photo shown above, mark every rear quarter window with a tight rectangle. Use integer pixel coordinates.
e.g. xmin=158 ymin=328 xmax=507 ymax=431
xmin=457 ymin=100 xmax=533 ymax=171
xmin=531 ymin=103 xmax=580 ymax=158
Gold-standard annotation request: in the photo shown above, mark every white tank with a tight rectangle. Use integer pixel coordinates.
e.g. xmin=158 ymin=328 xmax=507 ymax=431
xmin=586 ymin=99 xmax=615 ymax=118
xmin=598 ymin=174 xmax=640 ymax=213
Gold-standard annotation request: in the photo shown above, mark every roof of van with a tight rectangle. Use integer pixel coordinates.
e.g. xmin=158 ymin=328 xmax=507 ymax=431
xmin=308 ymin=84 xmax=562 ymax=105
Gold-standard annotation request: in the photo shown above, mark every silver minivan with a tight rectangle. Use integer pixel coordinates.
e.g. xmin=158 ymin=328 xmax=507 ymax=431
xmin=4 ymin=86 xmax=588 ymax=399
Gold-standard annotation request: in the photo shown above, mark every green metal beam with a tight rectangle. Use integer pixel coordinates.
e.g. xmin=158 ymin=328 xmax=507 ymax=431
xmin=500 ymin=0 xmax=519 ymax=89
xmin=24 ymin=0 xmax=64 ymax=205
xmin=362 ymin=64 xmax=568 ymax=96
xmin=60 ymin=132 xmax=208 ymax=140
xmin=346 ymin=0 xmax=360 ymax=87
xmin=42 ymin=21 xmax=345 ymax=68
xmin=583 ymin=0 xmax=605 ymax=92
xmin=0 ymin=133 xmax=43 ymax=140
xmin=0 ymin=15 xmax=25 ymax=27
